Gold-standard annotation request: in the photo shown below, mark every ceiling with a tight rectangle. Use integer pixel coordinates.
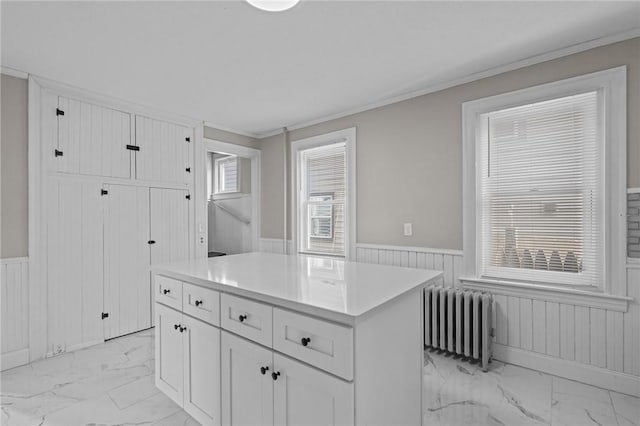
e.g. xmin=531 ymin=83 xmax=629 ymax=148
xmin=2 ymin=1 xmax=639 ymax=137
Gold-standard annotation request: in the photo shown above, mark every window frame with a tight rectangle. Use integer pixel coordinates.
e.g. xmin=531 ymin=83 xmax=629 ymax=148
xmin=214 ymin=155 xmax=240 ymax=195
xmin=291 ymin=127 xmax=357 ymax=260
xmin=462 ymin=67 xmax=627 ymax=297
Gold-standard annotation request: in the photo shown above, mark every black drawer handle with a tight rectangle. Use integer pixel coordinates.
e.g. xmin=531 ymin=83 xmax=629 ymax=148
xmin=180 ymin=326 xmax=187 ymax=333
xmin=174 ymin=324 xmax=180 ymax=330
xmin=260 ymin=366 xmax=269 ymax=375
xmin=195 ymin=300 xmax=203 ymax=307
xmin=271 ymin=371 xmax=280 ymax=381
xmin=238 ymin=314 xmax=247 ymax=323
xmin=163 ymin=289 xmax=171 ymax=295
xmin=301 ymin=337 xmax=311 ymax=347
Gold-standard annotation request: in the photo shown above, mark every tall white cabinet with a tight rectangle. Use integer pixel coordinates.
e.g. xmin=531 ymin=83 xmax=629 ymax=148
xmin=36 ymin=82 xmax=196 ymax=357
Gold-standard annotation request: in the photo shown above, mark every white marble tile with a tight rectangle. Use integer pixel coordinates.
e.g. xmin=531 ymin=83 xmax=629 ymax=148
xmin=107 ymin=374 xmax=159 ymax=410
xmin=611 ymin=391 xmax=640 ymax=426
xmin=152 ymin=409 xmax=200 ymax=426
xmin=551 ymin=377 xmax=618 ymax=426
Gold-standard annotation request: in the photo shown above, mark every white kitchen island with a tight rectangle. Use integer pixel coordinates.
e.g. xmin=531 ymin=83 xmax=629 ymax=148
xmin=152 ymin=252 xmax=441 ymax=426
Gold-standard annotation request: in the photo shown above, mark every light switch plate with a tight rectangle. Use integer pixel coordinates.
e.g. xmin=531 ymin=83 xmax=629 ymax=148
xmin=404 ymin=223 xmax=412 ymax=236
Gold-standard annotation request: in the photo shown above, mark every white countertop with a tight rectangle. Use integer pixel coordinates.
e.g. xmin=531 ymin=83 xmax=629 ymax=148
xmin=153 ymin=252 xmax=441 ymax=323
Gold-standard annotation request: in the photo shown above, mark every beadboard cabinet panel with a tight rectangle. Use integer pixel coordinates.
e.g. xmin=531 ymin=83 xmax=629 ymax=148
xmin=104 ymin=184 xmax=151 ymax=339
xmin=135 ymin=116 xmax=191 ymax=185
xmin=47 ymin=179 xmax=104 ymax=354
xmin=56 ymin=97 xmax=131 ymax=178
xmin=150 ymin=188 xmax=191 ymax=266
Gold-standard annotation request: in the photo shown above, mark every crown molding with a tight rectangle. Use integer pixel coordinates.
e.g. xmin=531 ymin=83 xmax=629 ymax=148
xmin=203 ymin=121 xmax=261 ymax=139
xmin=255 ymin=28 xmax=640 ymax=139
xmin=1 ymin=66 xmax=28 ymax=79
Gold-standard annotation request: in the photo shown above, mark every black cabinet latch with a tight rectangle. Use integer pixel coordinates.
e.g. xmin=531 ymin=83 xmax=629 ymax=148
xmin=185 ymin=137 xmax=190 ymax=142
xmin=101 ymin=189 xmax=108 ymax=196
xmin=148 ymin=240 xmax=156 ymax=245
xmin=54 ymin=149 xmax=63 ymax=157
xmin=101 ymin=312 xmax=109 ymax=320
xmin=56 ymin=108 xmax=65 ymax=116
xmin=185 ymin=167 xmax=191 ymax=173
xmin=126 ymin=145 xmax=140 ymax=151
xmin=185 ymin=194 xmax=191 ymax=200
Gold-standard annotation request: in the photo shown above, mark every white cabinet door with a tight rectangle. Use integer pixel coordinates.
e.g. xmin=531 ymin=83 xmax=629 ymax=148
xmin=155 ymin=303 xmax=184 ymax=406
xmin=47 ymin=178 xmax=104 ymax=354
xmin=56 ymin=96 xmax=131 ymax=178
xmin=221 ymin=331 xmax=273 ymax=426
xmin=104 ymin=185 xmax=151 ymax=339
xmin=150 ymin=188 xmax=191 ymax=266
xmin=273 ymin=353 xmax=354 ymax=426
xmin=183 ymin=315 xmax=221 ymax=426
xmin=135 ymin=115 xmax=191 ymax=184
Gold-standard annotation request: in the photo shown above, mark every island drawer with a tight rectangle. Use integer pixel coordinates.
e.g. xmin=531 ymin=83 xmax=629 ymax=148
xmin=221 ymin=293 xmax=273 ymax=347
xmin=273 ymin=308 xmax=354 ymax=380
xmin=182 ymin=283 xmax=220 ymax=326
xmin=155 ymin=275 xmax=182 ymax=310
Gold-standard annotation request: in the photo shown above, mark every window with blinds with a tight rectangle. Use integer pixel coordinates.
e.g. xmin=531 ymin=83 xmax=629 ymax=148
xmin=215 ymin=155 xmax=239 ymax=194
xmin=478 ymin=91 xmax=603 ymax=287
xmin=299 ymin=142 xmax=346 ymax=256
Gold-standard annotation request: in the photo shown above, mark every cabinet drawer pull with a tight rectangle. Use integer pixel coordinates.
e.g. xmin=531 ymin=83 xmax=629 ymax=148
xmin=260 ymin=366 xmax=269 ymax=375
xmin=163 ymin=289 xmax=171 ymax=295
xmin=180 ymin=326 xmax=187 ymax=333
xmin=238 ymin=314 xmax=247 ymax=323
xmin=174 ymin=324 xmax=180 ymax=330
xmin=301 ymin=337 xmax=311 ymax=347
xmin=195 ymin=300 xmax=203 ymax=307
xmin=271 ymin=371 xmax=280 ymax=381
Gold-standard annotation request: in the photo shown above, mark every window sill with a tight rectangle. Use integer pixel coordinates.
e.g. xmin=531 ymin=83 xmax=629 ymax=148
xmin=459 ymin=277 xmax=632 ymax=312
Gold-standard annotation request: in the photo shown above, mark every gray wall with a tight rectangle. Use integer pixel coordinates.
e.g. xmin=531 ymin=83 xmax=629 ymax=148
xmin=260 ymin=38 xmax=640 ymax=250
xmin=204 ymin=126 xmax=259 ymax=150
xmin=1 ymin=74 xmax=28 ymax=258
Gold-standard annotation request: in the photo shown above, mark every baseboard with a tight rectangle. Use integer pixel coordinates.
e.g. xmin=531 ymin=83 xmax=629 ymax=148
xmin=1 ymin=348 xmax=30 ymax=371
xmin=493 ymin=343 xmax=640 ymax=397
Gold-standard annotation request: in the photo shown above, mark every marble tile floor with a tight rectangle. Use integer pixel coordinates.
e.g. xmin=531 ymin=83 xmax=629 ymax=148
xmin=1 ymin=329 xmax=637 ymax=426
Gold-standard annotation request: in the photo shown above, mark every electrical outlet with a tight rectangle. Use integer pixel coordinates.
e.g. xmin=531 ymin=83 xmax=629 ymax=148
xmin=403 ymin=223 xmax=413 ymax=236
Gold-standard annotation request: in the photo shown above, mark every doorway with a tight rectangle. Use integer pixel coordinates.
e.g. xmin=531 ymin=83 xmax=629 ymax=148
xmin=201 ymin=139 xmax=260 ymax=257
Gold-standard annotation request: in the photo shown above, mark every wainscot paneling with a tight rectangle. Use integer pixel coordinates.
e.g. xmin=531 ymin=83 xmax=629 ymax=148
xmin=258 ymin=240 xmax=639 ymax=396
xmin=1 ymin=257 xmax=29 ymax=371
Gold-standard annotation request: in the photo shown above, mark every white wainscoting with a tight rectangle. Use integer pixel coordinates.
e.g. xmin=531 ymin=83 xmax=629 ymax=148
xmin=260 ymin=240 xmax=639 ymax=396
xmin=1 ymin=257 xmax=29 ymax=371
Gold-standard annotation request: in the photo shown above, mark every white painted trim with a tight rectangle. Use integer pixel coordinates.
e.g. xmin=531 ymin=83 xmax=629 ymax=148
xmin=628 ymin=187 xmax=640 ymax=193
xmin=29 ymin=75 xmax=201 ymax=128
xmin=460 ymin=277 xmax=631 ymax=312
xmin=201 ymin=138 xmax=262 ymax=254
xmin=257 ymin=29 xmax=640 ymax=139
xmin=0 ymin=257 xmax=29 ymax=265
xmin=493 ymin=343 xmax=640 ymax=398
xmin=28 ymin=76 xmax=47 ymax=362
xmin=290 ymin=127 xmax=357 ymax=260
xmin=356 ymin=243 xmax=463 ymax=257
xmin=627 ymin=260 xmax=640 ymax=268
xmin=203 ymin=121 xmax=261 ymax=139
xmin=462 ymin=66 xmax=627 ymax=296
xmin=1 ymin=66 xmax=28 ymax=79
xmin=1 ymin=348 xmax=30 ymax=371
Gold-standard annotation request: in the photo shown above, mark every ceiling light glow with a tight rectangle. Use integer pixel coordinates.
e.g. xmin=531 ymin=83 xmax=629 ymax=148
xmin=246 ymin=0 xmax=300 ymax=12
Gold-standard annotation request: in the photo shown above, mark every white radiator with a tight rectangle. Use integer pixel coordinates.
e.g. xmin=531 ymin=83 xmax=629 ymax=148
xmin=424 ymin=286 xmax=493 ymax=371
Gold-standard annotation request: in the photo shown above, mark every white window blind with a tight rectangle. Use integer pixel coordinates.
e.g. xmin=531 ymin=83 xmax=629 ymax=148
xmin=215 ymin=156 xmax=238 ymax=194
xmin=478 ymin=91 xmax=603 ymax=287
xmin=300 ymin=142 xmax=346 ymax=256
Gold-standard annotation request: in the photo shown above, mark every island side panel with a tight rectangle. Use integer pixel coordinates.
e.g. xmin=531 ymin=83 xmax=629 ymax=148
xmin=354 ymin=286 xmax=424 ymax=425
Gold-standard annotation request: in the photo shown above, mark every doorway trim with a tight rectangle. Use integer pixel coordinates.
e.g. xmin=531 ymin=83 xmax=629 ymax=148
xmin=196 ymin=139 xmax=261 ymax=258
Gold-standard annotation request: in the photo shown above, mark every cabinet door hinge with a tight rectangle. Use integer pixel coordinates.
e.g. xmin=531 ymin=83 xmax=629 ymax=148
xmin=54 ymin=149 xmax=64 ymax=157
xmin=101 ymin=189 xmax=109 ymax=196
xmin=185 ymin=137 xmax=191 ymax=143
xmin=126 ymin=145 xmax=140 ymax=151
xmin=185 ymin=194 xmax=191 ymax=200
xmin=101 ymin=312 xmax=109 ymax=320
xmin=56 ymin=108 xmax=65 ymax=116
xmin=185 ymin=167 xmax=191 ymax=173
